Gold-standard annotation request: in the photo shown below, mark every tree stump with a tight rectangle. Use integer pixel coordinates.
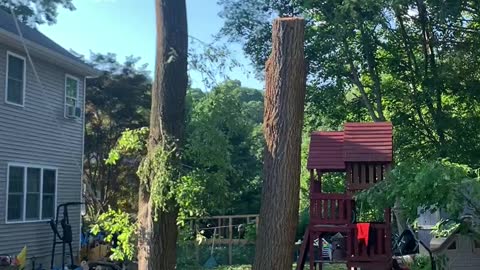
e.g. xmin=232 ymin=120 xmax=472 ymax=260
xmin=253 ymin=17 xmax=306 ymax=270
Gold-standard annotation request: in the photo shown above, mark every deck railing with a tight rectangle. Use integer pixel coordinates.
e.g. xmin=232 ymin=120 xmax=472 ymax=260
xmin=310 ymin=193 xmax=353 ymax=225
xmin=346 ymin=163 xmax=391 ymax=191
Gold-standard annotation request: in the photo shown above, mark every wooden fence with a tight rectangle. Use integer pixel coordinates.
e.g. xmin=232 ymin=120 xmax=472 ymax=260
xmin=185 ymin=214 xmax=259 ymax=265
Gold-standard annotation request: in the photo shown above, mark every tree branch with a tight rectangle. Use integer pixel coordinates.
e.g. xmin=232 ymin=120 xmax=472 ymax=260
xmin=348 ymin=60 xmax=380 ymax=122
xmin=343 ymin=38 xmax=380 ymax=122
xmin=416 ymin=0 xmax=446 ymax=148
xmin=395 ymin=9 xmax=438 ymax=144
xmin=359 ymin=23 xmax=385 ymax=121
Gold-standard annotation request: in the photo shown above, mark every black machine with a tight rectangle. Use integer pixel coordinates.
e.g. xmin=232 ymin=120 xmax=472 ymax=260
xmin=393 ymin=226 xmax=436 ymax=270
xmin=49 ymin=202 xmax=83 ymax=270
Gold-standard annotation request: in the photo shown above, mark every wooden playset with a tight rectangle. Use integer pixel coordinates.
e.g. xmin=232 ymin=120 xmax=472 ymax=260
xmin=296 ymin=122 xmax=394 ymax=270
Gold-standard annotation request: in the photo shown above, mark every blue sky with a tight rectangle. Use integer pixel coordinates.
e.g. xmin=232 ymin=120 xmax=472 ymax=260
xmin=38 ymin=0 xmax=263 ymax=90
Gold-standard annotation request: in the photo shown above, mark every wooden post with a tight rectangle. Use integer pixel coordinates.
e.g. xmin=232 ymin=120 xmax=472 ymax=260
xmin=375 ymin=163 xmax=382 ymax=183
xmin=310 ymin=169 xmax=321 ymax=193
xmin=218 ymin=218 xmax=222 ymax=238
xmin=253 ymin=17 xmax=306 ymax=270
xmin=361 ymin=164 xmax=367 ymax=187
xmin=309 ymin=232 xmax=316 ymax=270
xmin=346 ymin=163 xmax=352 ymax=191
xmin=316 ymin=170 xmax=322 ymax=193
xmin=229 ymin=217 xmax=233 ymax=265
xmin=309 ymin=170 xmax=315 ymax=194
xmin=385 ymin=208 xmax=392 ymax=256
xmin=195 ymin=223 xmax=200 ymax=264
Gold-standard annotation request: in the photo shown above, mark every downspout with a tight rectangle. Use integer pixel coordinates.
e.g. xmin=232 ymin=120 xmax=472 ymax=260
xmin=79 ymin=76 xmax=87 ymax=252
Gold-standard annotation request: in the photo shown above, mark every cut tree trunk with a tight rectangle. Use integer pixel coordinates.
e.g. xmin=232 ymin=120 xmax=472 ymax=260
xmin=137 ymin=0 xmax=188 ymax=269
xmin=253 ymin=18 xmax=306 ymax=270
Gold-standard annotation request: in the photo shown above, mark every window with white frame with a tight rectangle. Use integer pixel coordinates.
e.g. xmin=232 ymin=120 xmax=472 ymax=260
xmin=5 ymin=52 xmax=26 ymax=106
xmin=7 ymin=164 xmax=57 ymax=222
xmin=65 ymin=75 xmax=81 ymax=118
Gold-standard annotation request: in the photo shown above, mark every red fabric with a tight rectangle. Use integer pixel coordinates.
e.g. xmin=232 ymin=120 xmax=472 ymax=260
xmin=356 ymin=223 xmax=370 ymax=246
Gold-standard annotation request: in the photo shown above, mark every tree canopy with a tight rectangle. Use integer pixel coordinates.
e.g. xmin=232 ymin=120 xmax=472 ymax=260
xmin=77 ymin=2 xmax=480 ymax=265
xmin=358 ymin=159 xmax=480 ymax=223
xmin=94 ymin=79 xmax=264 ymax=220
xmin=183 ymin=80 xmax=264 ymax=216
xmin=0 ymin=0 xmax=74 ymax=25
xmin=219 ymin=0 xmax=480 ymax=164
xmin=84 ymin=53 xmax=151 ymax=215
xmin=219 ymin=0 xmax=480 ymax=223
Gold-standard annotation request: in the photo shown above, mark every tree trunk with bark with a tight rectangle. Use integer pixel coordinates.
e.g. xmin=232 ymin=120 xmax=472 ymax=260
xmin=253 ymin=18 xmax=306 ymax=270
xmin=137 ymin=0 xmax=188 ymax=269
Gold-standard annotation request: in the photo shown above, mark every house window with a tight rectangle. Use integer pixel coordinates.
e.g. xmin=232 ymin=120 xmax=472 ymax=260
xmin=65 ymin=75 xmax=81 ymax=118
xmin=447 ymin=241 xmax=457 ymax=250
xmin=5 ymin=52 xmax=26 ymax=106
xmin=6 ymin=164 xmax=57 ymax=222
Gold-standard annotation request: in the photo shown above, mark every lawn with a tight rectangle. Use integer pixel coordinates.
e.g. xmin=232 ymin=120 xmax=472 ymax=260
xmin=212 ymin=264 xmax=347 ymax=270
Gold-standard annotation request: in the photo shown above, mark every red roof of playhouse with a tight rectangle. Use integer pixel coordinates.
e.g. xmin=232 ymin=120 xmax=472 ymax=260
xmin=307 ymin=131 xmax=345 ymax=171
xmin=307 ymin=122 xmax=393 ymax=170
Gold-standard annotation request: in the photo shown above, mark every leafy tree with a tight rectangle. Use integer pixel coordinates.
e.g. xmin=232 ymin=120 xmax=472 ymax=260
xmin=357 ymin=160 xmax=480 ymax=223
xmin=219 ymin=0 xmax=480 ymax=230
xmin=184 ymin=81 xmax=264 ymax=216
xmin=107 ymin=81 xmax=264 ymax=218
xmin=0 ymin=0 xmax=74 ymax=25
xmin=220 ymin=0 xmax=480 ymax=162
xmin=84 ymin=53 xmax=151 ymax=215
xmin=90 ymin=208 xmax=136 ymax=261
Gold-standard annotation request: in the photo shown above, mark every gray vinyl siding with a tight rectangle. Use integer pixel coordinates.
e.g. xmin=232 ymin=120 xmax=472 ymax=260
xmin=434 ymin=235 xmax=480 ymax=270
xmin=0 ymin=42 xmax=84 ymax=262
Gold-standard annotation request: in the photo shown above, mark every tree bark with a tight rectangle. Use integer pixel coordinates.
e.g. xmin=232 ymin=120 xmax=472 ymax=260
xmin=358 ymin=23 xmax=385 ymax=121
xmin=395 ymin=9 xmax=438 ymax=145
xmin=416 ymin=0 xmax=446 ymax=150
xmin=253 ymin=18 xmax=306 ymax=270
xmin=342 ymin=39 xmax=380 ymax=122
xmin=137 ymin=0 xmax=188 ymax=269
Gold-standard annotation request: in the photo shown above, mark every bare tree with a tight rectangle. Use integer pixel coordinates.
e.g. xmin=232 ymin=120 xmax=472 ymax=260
xmin=253 ymin=18 xmax=306 ymax=270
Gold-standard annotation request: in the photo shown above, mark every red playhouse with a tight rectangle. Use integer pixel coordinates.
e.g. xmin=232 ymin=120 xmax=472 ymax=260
xmin=296 ymin=122 xmax=394 ymax=270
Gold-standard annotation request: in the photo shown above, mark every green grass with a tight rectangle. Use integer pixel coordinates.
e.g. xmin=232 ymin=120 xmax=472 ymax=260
xmin=211 ymin=264 xmax=347 ymax=270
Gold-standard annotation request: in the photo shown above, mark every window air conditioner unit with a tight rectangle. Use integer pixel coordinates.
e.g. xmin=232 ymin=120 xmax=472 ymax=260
xmin=65 ymin=105 xmax=82 ymax=118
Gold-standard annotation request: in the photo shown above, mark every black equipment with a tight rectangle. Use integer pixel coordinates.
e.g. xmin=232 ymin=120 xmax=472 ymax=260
xmin=49 ymin=202 xmax=83 ymax=270
xmin=393 ymin=226 xmax=436 ymax=270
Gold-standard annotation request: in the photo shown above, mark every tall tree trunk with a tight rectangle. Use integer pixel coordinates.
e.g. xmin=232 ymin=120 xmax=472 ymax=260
xmin=137 ymin=0 xmax=188 ymax=269
xmin=416 ymin=0 xmax=446 ymax=150
xmin=342 ymin=39 xmax=380 ymax=122
xmin=359 ymin=24 xmax=385 ymax=121
xmin=253 ymin=18 xmax=306 ymax=270
xmin=395 ymin=9 xmax=438 ymax=144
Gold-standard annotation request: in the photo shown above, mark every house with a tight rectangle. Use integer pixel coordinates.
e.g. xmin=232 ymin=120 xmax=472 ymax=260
xmin=0 ymin=8 xmax=97 ymax=267
xmin=417 ymin=203 xmax=479 ymax=251
xmin=429 ymin=217 xmax=480 ymax=270
xmin=417 ymin=208 xmax=451 ymax=252
xmin=416 ymin=206 xmax=480 ymax=269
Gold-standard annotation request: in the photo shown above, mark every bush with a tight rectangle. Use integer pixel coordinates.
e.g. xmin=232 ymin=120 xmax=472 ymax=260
xmin=244 ymin=224 xmax=257 ymax=242
xmin=90 ymin=208 xmax=136 ymax=261
xmin=410 ymin=255 xmax=432 ymax=270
